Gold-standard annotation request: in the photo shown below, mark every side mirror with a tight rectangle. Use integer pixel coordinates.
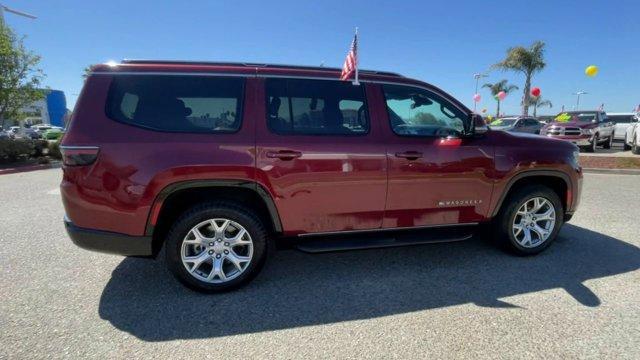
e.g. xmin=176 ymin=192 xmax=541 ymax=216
xmin=472 ymin=114 xmax=488 ymax=136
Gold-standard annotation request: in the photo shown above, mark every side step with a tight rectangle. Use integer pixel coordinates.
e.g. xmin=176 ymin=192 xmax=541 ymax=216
xmin=294 ymin=226 xmax=475 ymax=253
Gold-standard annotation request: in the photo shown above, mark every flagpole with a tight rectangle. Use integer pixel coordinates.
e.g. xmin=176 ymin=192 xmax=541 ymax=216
xmin=353 ymin=27 xmax=359 ymax=86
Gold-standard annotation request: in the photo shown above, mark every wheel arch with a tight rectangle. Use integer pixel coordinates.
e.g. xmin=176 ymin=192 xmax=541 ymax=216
xmin=491 ymin=170 xmax=571 ymax=219
xmin=145 ymin=180 xmax=282 ymax=256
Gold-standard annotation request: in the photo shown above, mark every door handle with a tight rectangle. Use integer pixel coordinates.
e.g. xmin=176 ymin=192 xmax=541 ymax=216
xmin=266 ymin=150 xmax=302 ymax=160
xmin=395 ymin=151 xmax=423 ymax=160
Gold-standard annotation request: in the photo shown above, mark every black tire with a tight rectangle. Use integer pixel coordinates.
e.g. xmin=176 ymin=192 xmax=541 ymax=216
xmin=493 ymin=184 xmax=564 ymax=256
xmin=633 ymin=138 xmax=640 ymax=155
xmin=165 ymin=202 xmax=270 ymax=293
xmin=584 ymin=135 xmax=597 ymax=153
xmin=603 ymin=134 xmax=612 ymax=149
xmin=624 ymin=137 xmax=632 ymax=151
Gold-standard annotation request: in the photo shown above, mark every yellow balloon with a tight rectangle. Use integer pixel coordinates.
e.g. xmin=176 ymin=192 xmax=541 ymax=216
xmin=585 ymin=65 xmax=599 ymax=77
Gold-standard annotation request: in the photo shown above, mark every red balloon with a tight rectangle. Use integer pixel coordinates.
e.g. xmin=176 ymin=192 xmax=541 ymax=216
xmin=531 ymin=87 xmax=541 ymax=97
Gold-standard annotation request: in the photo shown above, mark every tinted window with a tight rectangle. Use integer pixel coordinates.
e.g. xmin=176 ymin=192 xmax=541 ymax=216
xmin=525 ymin=119 xmax=539 ymax=126
xmin=383 ymin=84 xmax=467 ymax=137
xmin=266 ymin=79 xmax=369 ymax=135
xmin=608 ymin=115 xmax=634 ymax=124
xmin=106 ymin=75 xmax=244 ymax=133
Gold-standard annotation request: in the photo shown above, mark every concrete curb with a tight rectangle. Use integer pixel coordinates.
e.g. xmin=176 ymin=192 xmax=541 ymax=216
xmin=0 ymin=161 xmax=62 ymax=175
xmin=582 ymin=167 xmax=640 ymax=175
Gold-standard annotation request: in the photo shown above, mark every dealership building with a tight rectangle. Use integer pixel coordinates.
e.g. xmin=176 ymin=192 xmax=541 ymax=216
xmin=21 ymin=89 xmax=68 ymax=127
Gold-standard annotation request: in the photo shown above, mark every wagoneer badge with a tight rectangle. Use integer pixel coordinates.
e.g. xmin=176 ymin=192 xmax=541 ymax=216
xmin=438 ymin=199 xmax=483 ymax=207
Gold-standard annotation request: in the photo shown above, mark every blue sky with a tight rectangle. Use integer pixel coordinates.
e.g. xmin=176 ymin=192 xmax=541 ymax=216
xmin=6 ymin=0 xmax=640 ymax=115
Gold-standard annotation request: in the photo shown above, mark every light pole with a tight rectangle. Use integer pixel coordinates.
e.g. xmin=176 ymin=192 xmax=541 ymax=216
xmin=0 ymin=4 xmax=37 ymax=25
xmin=572 ymin=91 xmax=587 ymax=110
xmin=473 ymin=73 xmax=488 ymax=111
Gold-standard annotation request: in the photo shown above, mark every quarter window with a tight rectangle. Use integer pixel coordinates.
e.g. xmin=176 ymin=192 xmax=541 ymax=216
xmin=382 ymin=84 xmax=467 ymax=137
xmin=266 ymin=79 xmax=369 ymax=135
xmin=106 ymin=75 xmax=244 ymax=133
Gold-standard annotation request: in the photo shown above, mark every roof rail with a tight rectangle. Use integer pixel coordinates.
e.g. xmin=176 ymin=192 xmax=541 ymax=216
xmin=119 ymin=59 xmax=403 ymax=77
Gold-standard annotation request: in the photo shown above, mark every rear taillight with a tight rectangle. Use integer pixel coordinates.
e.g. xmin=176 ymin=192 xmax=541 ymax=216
xmin=60 ymin=146 xmax=100 ymax=166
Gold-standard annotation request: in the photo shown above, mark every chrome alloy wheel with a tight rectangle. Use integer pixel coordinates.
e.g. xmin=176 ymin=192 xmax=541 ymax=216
xmin=181 ymin=218 xmax=253 ymax=283
xmin=512 ymin=197 xmax=556 ymax=248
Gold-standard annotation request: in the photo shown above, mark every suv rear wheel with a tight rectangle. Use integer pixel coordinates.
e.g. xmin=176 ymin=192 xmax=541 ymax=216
xmin=165 ymin=202 xmax=269 ymax=293
xmin=494 ymin=185 xmax=563 ymax=255
xmin=603 ymin=134 xmax=612 ymax=149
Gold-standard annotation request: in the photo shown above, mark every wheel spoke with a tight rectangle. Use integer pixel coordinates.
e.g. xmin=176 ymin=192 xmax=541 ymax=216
xmin=531 ymin=224 xmax=548 ymax=241
xmin=227 ymin=229 xmax=251 ymax=246
xmin=521 ymin=228 xmax=532 ymax=246
xmin=211 ymin=219 xmax=231 ymax=237
xmin=226 ymin=251 xmax=250 ymax=271
xmin=184 ymin=228 xmax=208 ymax=245
xmin=536 ymin=208 xmax=555 ymax=221
xmin=210 ymin=257 xmax=226 ymax=281
xmin=184 ymin=252 xmax=210 ymax=273
xmin=513 ymin=223 xmax=524 ymax=236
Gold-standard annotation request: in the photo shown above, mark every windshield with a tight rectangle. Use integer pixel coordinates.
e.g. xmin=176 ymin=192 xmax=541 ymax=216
xmin=490 ymin=118 xmax=517 ymax=126
xmin=554 ymin=112 xmax=596 ymax=123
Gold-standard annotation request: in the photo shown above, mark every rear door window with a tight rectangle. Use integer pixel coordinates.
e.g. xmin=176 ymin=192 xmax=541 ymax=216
xmin=265 ymin=78 xmax=369 ymax=135
xmin=106 ymin=75 xmax=244 ymax=133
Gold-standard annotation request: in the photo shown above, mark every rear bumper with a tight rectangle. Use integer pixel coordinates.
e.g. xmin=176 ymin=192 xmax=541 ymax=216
xmin=65 ymin=217 xmax=153 ymax=256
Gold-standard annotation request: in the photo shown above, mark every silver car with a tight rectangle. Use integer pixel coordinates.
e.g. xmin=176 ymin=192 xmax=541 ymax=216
xmin=488 ymin=117 xmax=543 ymax=134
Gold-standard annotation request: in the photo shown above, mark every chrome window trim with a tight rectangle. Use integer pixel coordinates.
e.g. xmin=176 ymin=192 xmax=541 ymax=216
xmin=90 ymin=71 xmax=468 ymax=114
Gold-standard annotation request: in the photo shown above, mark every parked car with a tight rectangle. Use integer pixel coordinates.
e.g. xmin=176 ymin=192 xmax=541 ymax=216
xmin=607 ymin=112 xmax=639 ymax=149
xmin=62 ymin=60 xmax=583 ymax=292
xmin=488 ymin=116 xmax=543 ymax=134
xmin=540 ymin=111 xmax=614 ymax=152
xmin=42 ymin=127 xmax=64 ymax=140
xmin=21 ymin=127 xmax=41 ymax=140
xmin=612 ymin=113 xmax=640 ymax=150
xmin=31 ymin=125 xmax=52 ymax=135
xmin=624 ymin=119 xmax=640 ymax=154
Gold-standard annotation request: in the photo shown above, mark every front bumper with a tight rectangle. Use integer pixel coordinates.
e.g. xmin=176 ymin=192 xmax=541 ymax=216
xmin=65 ymin=218 xmax=153 ymax=256
xmin=545 ymin=134 xmax=592 ymax=146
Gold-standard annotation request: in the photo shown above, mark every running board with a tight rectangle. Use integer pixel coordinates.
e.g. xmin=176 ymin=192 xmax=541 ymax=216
xmin=294 ymin=226 xmax=475 ymax=253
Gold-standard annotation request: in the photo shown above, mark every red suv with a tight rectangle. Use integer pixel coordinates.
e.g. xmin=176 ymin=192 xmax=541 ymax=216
xmin=61 ymin=60 xmax=583 ymax=292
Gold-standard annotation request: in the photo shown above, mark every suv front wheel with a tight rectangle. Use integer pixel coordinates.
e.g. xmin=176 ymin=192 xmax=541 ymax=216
xmin=165 ymin=202 xmax=269 ymax=293
xmin=494 ymin=185 xmax=563 ymax=255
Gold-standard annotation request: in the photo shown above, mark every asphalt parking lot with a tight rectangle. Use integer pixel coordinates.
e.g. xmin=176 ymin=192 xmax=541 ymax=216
xmin=1 ymin=169 xmax=639 ymax=359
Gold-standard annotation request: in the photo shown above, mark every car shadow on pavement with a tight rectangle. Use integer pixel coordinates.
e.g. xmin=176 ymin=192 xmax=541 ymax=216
xmin=98 ymin=224 xmax=640 ymax=342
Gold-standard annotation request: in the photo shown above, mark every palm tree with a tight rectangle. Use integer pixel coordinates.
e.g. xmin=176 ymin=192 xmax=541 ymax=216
xmin=493 ymin=41 xmax=546 ymax=116
xmin=482 ymin=80 xmax=519 ymax=117
xmin=528 ymin=97 xmax=552 ymax=117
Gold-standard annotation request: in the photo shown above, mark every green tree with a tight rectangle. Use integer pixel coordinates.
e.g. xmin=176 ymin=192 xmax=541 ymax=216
xmin=482 ymin=79 xmax=519 ymax=117
xmin=528 ymin=96 xmax=552 ymax=117
xmin=493 ymin=41 xmax=546 ymax=116
xmin=0 ymin=24 xmax=44 ymax=129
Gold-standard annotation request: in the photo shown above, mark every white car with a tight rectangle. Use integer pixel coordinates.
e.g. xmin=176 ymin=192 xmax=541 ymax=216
xmin=624 ymin=117 xmax=640 ymax=154
xmin=609 ymin=113 xmax=639 ymax=148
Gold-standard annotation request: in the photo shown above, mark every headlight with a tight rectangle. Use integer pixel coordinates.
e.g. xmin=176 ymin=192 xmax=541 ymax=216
xmin=571 ymin=150 xmax=580 ymax=168
xmin=581 ymin=128 xmax=594 ymax=135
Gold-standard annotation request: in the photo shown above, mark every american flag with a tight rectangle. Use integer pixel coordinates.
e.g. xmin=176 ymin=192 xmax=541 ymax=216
xmin=340 ymin=30 xmax=358 ymax=82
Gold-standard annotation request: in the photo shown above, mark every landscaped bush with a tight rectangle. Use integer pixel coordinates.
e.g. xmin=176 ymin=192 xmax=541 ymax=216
xmin=0 ymin=139 xmax=35 ymax=163
xmin=48 ymin=140 xmax=62 ymax=160
xmin=32 ymin=139 xmax=50 ymax=157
